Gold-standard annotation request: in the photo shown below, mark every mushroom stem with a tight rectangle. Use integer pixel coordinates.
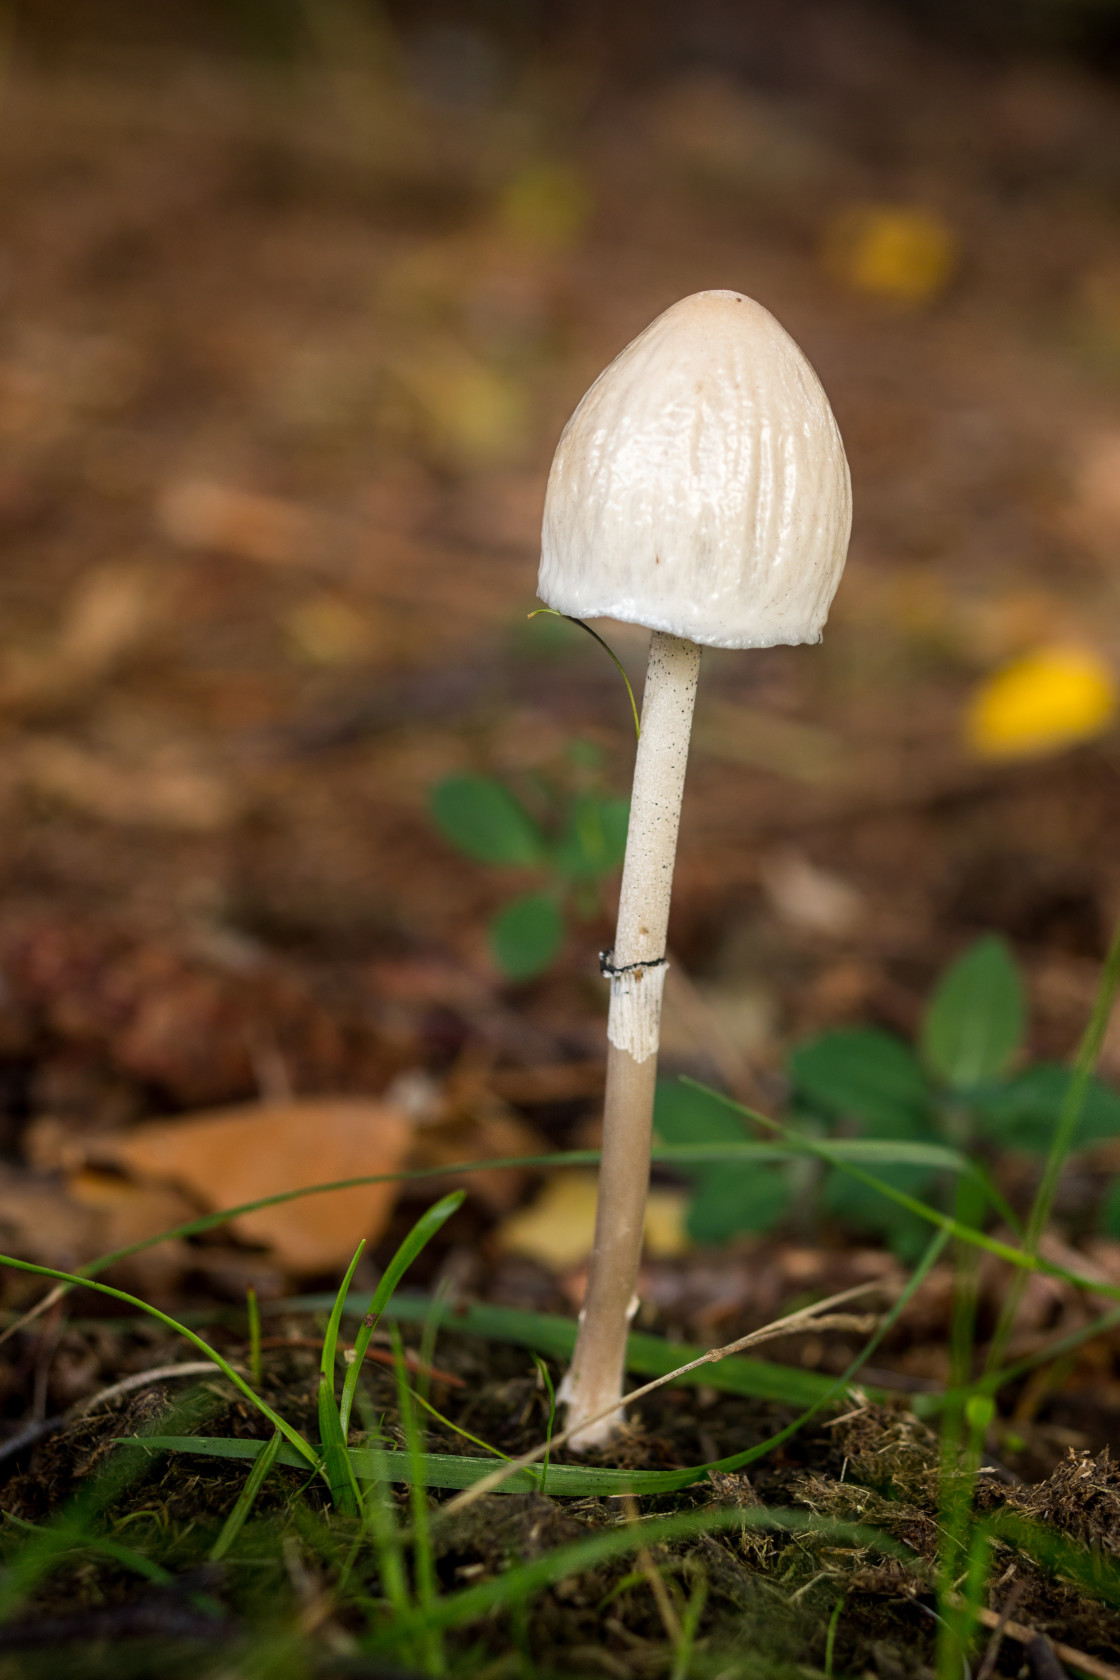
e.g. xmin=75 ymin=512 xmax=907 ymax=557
xmin=560 ymin=630 xmax=702 ymax=1448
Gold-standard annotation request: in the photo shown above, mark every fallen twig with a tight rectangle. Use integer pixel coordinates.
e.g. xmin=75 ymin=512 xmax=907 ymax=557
xmin=967 ymin=1603 xmax=1120 ymax=1680
xmin=975 ymin=1579 xmax=1025 ymax=1680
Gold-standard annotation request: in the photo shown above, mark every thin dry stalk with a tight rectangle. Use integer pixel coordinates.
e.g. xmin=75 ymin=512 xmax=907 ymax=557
xmin=441 ymin=1278 xmax=890 ymax=1518
xmin=0 ymin=1283 xmax=67 ymax=1347
xmin=72 ymin=1361 xmax=234 ymax=1416
xmin=963 ymin=1602 xmax=1120 ymax=1680
xmin=622 ymin=1493 xmax=682 ymax=1645
xmin=975 ymin=1579 xmax=1025 ymax=1680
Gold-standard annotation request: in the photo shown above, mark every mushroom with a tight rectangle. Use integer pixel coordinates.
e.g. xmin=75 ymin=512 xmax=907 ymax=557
xmin=539 ymin=290 xmax=851 ymax=1448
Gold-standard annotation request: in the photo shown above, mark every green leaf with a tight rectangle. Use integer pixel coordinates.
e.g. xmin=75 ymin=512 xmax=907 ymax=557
xmin=790 ymin=1029 xmax=931 ymax=1134
xmin=554 ymin=794 xmax=629 ymax=880
xmin=600 ymin=798 xmax=629 ymax=861
xmin=655 ymin=1084 xmax=791 ymax=1243
xmin=822 ymin=1164 xmax=939 ymax=1260
xmin=654 ymin=1080 xmax=749 ymax=1148
xmin=489 ymin=893 xmax=564 ymax=979
xmin=972 ymin=1065 xmax=1120 ymax=1152
xmin=429 ymin=775 xmax=546 ymax=867
xmin=686 ymin=1166 xmax=791 ymax=1243
xmin=920 ymin=935 xmax=1026 ymax=1089
xmin=566 ymin=738 xmax=605 ymax=770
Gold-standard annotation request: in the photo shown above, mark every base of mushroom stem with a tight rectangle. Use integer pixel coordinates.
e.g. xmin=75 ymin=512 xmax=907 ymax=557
xmin=558 ymin=1290 xmax=641 ymax=1451
xmin=557 ymin=1375 xmax=627 ymax=1451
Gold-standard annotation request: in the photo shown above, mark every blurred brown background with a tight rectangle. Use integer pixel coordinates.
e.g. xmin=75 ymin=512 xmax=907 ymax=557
xmin=0 ymin=0 xmax=1119 ymax=1287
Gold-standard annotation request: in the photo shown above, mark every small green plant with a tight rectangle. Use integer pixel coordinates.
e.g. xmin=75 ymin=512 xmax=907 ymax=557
xmin=7 ymin=1094 xmax=1120 ymax=1672
xmin=658 ymin=934 xmax=1120 ymax=1255
xmin=429 ymin=741 xmax=628 ymax=979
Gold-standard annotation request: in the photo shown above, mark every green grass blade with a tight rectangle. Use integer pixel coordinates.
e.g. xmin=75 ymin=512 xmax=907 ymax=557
xmin=985 ymin=1509 xmax=1120 ymax=1609
xmin=209 ymin=1427 xmax=283 ymax=1562
xmin=0 ymin=1518 xmax=91 ymax=1622
xmin=528 ymin=608 xmax=641 ymax=740
xmin=319 ymin=1243 xmax=366 ymax=1514
xmin=1029 ymin=914 xmax=1120 ymax=1251
xmin=0 ymin=1252 xmax=320 ymax=1472
xmin=532 ymin=1354 xmax=556 ymax=1497
xmin=321 ymin=1242 xmax=366 ymax=1386
xmin=987 ymin=912 xmax=1120 ymax=1373
xmin=136 ymin=1229 xmax=948 ymax=1502
xmin=362 ymin=1506 xmax=915 ymax=1652
xmin=0 ymin=1416 xmax=199 ymax=1622
xmin=319 ymin=1373 xmax=360 ymax=1517
xmin=372 ymin=1297 xmax=856 ymax=1408
xmin=436 ymin=1225 xmax=951 ymax=1506
xmin=417 ymin=1278 xmax=453 ymax=1408
xmin=247 ymin=1285 xmax=262 ymax=1388
xmin=406 ymin=1389 xmax=511 ymax=1461
xmin=13 ymin=1141 xmax=966 ymax=1318
xmin=671 ymin=1576 xmax=707 ymax=1680
xmin=916 ymin=1300 xmax=1120 ymax=1419
xmin=339 ymin=1191 xmax=464 ymax=1440
xmin=361 ymin=1448 xmax=413 ymax=1640
xmin=681 ymin=1079 xmax=1120 ymax=1306
xmin=824 ymin=1595 xmax=844 ymax=1678
xmin=0 ymin=1521 xmax=175 ymax=1591
xmin=85 ymin=1536 xmax=178 ymax=1587
xmin=127 ymin=1436 xmax=676 ymax=1495
xmin=392 ymin=1327 xmax=443 ymax=1676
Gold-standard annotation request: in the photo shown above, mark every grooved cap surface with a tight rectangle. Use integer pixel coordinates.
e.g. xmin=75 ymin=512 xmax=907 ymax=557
xmin=538 ymin=290 xmax=852 ymax=649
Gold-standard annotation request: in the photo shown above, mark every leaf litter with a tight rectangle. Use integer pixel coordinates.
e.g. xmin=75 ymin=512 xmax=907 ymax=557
xmin=1 ymin=2 xmax=1120 ymax=1674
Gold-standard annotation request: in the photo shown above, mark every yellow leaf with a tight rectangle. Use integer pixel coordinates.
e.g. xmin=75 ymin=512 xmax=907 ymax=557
xmin=393 ymin=346 xmax=529 ymax=469
xmin=1077 ymin=261 xmax=1120 ymax=353
xmin=285 ymin=595 xmax=379 ymax=667
xmin=497 ymin=162 xmax=591 ymax=253
xmin=496 ymin=1169 xmax=688 ymax=1271
xmin=966 ymin=646 xmax=1118 ymax=760
xmin=824 ymin=205 xmax=957 ymax=305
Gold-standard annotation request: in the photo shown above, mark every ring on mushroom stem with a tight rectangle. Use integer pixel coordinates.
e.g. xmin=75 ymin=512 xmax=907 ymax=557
xmin=537 ymin=289 xmax=852 ymax=1449
xmin=598 ymin=953 xmax=668 ymax=978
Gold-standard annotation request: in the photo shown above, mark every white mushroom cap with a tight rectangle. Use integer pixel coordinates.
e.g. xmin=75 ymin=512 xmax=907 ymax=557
xmin=538 ymin=290 xmax=852 ymax=650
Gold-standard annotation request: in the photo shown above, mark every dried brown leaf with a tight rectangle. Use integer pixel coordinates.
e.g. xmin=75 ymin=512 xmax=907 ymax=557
xmin=104 ymin=1099 xmax=412 ymax=1273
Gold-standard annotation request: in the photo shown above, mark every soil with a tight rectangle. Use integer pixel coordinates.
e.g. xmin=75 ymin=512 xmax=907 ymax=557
xmin=3 ymin=1322 xmax=1120 ymax=1677
xmin=2 ymin=2 xmax=1120 ymax=1674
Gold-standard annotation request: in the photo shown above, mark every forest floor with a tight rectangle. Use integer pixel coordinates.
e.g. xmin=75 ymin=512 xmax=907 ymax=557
xmin=2 ymin=6 xmax=1120 ymax=1674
